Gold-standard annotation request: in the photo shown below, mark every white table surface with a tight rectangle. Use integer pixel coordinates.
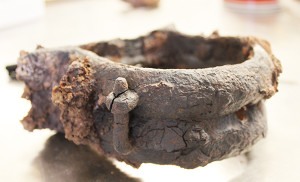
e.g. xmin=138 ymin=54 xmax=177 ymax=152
xmin=1 ymin=0 xmax=300 ymax=181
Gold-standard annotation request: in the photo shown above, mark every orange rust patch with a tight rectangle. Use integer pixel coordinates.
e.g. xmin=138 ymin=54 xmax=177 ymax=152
xmin=236 ymin=106 xmax=247 ymax=121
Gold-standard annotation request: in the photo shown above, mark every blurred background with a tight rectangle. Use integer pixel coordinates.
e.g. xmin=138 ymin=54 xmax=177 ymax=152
xmin=0 ymin=0 xmax=300 ymax=181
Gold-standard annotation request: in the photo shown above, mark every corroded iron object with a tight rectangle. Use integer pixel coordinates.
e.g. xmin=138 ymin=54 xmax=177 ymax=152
xmin=16 ymin=30 xmax=282 ymax=169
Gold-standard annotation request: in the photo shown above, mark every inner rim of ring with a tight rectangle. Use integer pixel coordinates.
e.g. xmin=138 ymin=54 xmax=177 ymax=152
xmin=81 ymin=31 xmax=254 ymax=69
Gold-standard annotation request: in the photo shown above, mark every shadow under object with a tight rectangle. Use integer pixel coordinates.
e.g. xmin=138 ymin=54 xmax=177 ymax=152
xmin=34 ymin=133 xmax=140 ymax=182
xmin=17 ymin=30 xmax=282 ymax=169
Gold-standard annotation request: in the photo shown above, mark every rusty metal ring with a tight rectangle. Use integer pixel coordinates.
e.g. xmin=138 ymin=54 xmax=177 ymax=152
xmin=17 ymin=30 xmax=281 ymax=169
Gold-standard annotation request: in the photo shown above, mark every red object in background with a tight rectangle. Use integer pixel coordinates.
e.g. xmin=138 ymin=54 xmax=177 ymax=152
xmin=224 ymin=0 xmax=280 ymax=13
xmin=225 ymin=0 xmax=278 ymax=2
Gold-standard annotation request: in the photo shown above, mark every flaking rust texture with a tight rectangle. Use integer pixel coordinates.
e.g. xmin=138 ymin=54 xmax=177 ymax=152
xmin=16 ymin=30 xmax=282 ymax=169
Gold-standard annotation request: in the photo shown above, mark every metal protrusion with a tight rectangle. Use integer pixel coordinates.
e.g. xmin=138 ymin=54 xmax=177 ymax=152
xmin=113 ymin=113 xmax=132 ymax=155
xmin=113 ymin=77 xmax=128 ymax=96
xmin=105 ymin=77 xmax=139 ymax=155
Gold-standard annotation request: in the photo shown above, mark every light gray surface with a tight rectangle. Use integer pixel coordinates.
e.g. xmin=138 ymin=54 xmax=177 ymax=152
xmin=0 ymin=0 xmax=299 ymax=181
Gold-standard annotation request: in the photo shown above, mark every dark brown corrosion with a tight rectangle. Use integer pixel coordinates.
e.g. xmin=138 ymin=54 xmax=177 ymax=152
xmin=16 ymin=30 xmax=282 ymax=169
xmin=6 ymin=64 xmax=17 ymax=80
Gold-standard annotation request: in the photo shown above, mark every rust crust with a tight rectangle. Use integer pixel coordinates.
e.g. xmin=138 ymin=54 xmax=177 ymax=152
xmin=16 ymin=30 xmax=281 ymax=169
